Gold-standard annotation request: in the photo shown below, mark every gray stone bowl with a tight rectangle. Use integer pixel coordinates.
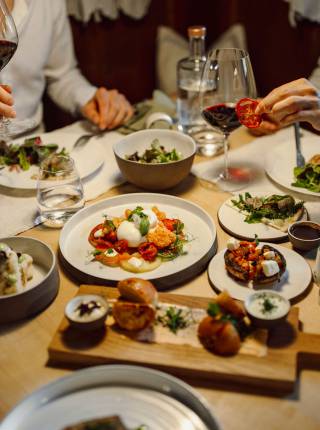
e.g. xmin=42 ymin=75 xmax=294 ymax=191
xmin=113 ymin=129 xmax=196 ymax=190
xmin=0 ymin=236 xmax=59 ymax=324
xmin=288 ymin=221 xmax=320 ymax=251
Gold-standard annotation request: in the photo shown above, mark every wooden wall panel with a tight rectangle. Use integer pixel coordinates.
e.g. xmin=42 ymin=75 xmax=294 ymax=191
xmin=43 ymin=0 xmax=320 ymax=130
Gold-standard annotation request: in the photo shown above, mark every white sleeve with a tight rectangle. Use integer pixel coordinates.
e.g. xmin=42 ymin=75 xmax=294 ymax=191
xmin=44 ymin=0 xmax=96 ymax=115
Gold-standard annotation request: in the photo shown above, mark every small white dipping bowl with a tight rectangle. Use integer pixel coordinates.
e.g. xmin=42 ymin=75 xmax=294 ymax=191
xmin=65 ymin=294 xmax=109 ymax=331
xmin=0 ymin=236 xmax=59 ymax=324
xmin=113 ymin=129 xmax=196 ymax=190
xmin=244 ymin=290 xmax=290 ymax=329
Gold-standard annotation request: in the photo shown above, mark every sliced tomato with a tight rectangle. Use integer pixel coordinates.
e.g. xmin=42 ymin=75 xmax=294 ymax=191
xmin=162 ymin=218 xmax=177 ymax=231
xmin=114 ymin=239 xmax=129 ymax=254
xmin=236 ymin=98 xmax=261 ymax=128
xmin=88 ymin=223 xmax=113 ymax=250
xmin=138 ymin=242 xmax=158 ymax=261
xmin=106 ymin=230 xmax=117 ymax=243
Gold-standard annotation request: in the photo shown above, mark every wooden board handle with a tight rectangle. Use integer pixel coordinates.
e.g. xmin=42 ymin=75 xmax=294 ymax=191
xmin=297 ymin=333 xmax=320 ymax=370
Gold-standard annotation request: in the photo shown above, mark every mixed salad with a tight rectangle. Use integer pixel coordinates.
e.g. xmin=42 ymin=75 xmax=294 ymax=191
xmin=126 ymin=139 xmax=181 ymax=163
xmin=88 ymin=205 xmax=189 ymax=273
xmin=292 ymin=155 xmax=320 ymax=193
xmin=231 ymin=193 xmax=304 ymax=230
xmin=0 ymin=136 xmax=67 ymax=171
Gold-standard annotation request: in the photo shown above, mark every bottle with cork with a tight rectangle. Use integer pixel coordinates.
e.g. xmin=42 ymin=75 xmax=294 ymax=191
xmin=176 ymin=26 xmax=224 ymax=156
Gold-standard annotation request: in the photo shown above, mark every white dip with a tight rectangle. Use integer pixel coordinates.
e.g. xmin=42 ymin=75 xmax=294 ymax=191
xmin=71 ymin=300 xmax=106 ymax=322
xmin=247 ymin=292 xmax=289 ymax=320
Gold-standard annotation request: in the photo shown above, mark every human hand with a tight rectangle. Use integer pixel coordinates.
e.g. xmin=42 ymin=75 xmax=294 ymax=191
xmin=0 ymin=85 xmax=16 ymax=118
xmin=81 ymin=87 xmax=134 ymax=130
xmin=248 ymin=112 xmax=281 ymax=136
xmin=255 ymin=78 xmax=320 ymax=131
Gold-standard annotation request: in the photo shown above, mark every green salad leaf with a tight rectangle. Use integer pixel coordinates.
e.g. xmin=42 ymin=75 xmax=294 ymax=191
xmin=231 ymin=193 xmax=304 ymax=223
xmin=292 ymin=163 xmax=320 ymax=193
xmin=0 ymin=136 xmax=67 ymax=171
xmin=125 ymin=139 xmax=182 ymax=163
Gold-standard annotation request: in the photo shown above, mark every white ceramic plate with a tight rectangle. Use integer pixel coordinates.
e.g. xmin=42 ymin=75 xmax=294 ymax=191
xmin=59 ymin=193 xmax=217 ymax=288
xmin=265 ymin=136 xmax=320 ymax=197
xmin=208 ymin=243 xmax=312 ymax=301
xmin=0 ymin=365 xmax=220 ymax=430
xmin=218 ymin=196 xmax=307 ymax=241
xmin=0 ymin=132 xmax=104 ymax=190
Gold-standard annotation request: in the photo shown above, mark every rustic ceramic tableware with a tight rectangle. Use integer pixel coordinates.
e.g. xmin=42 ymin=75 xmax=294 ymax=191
xmin=113 ymin=129 xmax=196 ymax=190
xmin=288 ymin=221 xmax=320 ymax=251
xmin=0 ymin=236 xmax=59 ymax=323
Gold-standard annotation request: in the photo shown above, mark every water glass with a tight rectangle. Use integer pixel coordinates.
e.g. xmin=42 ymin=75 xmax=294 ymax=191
xmin=36 ymin=154 xmax=84 ymax=227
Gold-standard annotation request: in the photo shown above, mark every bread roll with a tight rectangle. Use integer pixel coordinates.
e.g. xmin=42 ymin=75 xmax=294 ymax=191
xmin=198 ymin=316 xmax=241 ymax=356
xmin=112 ymin=301 xmax=155 ymax=331
xmin=117 ymin=278 xmax=158 ymax=306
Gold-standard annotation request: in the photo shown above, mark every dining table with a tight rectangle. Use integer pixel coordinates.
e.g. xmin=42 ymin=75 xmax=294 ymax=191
xmin=0 ymin=124 xmax=320 ymax=430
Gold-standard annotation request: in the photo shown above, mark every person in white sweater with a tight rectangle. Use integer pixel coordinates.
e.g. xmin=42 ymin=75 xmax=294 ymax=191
xmin=1 ymin=0 xmax=133 ymax=130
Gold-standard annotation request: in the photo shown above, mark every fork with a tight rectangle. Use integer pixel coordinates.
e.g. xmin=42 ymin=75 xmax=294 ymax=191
xmin=294 ymin=122 xmax=305 ymax=167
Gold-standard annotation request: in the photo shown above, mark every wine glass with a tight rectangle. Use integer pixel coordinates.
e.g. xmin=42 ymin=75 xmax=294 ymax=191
xmin=0 ymin=0 xmax=18 ymax=141
xmin=200 ymin=48 xmax=257 ymax=191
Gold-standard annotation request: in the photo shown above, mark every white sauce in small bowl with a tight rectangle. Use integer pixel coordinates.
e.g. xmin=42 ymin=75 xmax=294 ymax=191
xmin=245 ymin=291 xmax=290 ymax=320
xmin=65 ymin=294 xmax=108 ymax=324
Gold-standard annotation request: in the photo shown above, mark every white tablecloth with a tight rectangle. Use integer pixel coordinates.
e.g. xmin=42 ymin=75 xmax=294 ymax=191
xmin=192 ymin=127 xmax=320 ymax=223
xmin=0 ymin=121 xmax=125 ymax=237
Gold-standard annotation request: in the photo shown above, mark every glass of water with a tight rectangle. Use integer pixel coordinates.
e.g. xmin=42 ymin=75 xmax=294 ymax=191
xmin=37 ymin=154 xmax=84 ymax=227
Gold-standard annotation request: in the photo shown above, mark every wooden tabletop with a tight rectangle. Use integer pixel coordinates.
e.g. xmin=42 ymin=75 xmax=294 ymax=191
xmin=1 ymin=127 xmax=320 ymax=430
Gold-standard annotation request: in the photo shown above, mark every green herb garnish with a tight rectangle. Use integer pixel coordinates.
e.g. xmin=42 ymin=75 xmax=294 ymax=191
xmin=261 ymin=298 xmax=277 ymax=314
xmin=128 ymin=206 xmax=150 ymax=235
xmin=207 ymin=302 xmax=221 ymax=318
xmin=157 ymin=306 xmax=193 ymax=334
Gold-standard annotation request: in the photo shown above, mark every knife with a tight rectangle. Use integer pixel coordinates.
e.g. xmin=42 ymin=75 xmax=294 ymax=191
xmin=294 ymin=122 xmax=305 ymax=167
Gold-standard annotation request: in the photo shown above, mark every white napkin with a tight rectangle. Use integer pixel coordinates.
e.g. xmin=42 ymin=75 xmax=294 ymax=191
xmin=192 ymin=127 xmax=320 ymax=221
xmin=0 ymin=121 xmax=125 ymax=237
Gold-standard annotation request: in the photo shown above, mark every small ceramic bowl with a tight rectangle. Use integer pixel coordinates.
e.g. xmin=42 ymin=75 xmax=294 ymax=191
xmin=65 ymin=294 xmax=108 ymax=331
xmin=288 ymin=220 xmax=320 ymax=251
xmin=113 ymin=129 xmax=196 ymax=190
xmin=244 ymin=290 xmax=290 ymax=329
xmin=0 ymin=236 xmax=59 ymax=324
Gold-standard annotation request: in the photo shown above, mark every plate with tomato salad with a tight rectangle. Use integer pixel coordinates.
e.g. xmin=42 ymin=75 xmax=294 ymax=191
xmin=59 ymin=193 xmax=217 ymax=288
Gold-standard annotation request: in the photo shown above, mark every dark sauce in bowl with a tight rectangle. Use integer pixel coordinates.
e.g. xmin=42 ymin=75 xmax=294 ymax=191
xmin=290 ymin=224 xmax=320 ymax=240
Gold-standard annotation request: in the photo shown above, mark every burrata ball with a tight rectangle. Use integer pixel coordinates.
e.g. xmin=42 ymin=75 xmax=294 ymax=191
xmin=117 ymin=220 xmax=144 ymax=247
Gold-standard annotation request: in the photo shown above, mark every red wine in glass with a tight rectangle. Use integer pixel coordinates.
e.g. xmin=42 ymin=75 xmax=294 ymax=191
xmin=202 ymin=104 xmax=240 ymax=134
xmin=199 ymin=48 xmax=257 ymax=191
xmin=0 ymin=0 xmax=19 ymax=142
xmin=0 ymin=39 xmax=17 ymax=71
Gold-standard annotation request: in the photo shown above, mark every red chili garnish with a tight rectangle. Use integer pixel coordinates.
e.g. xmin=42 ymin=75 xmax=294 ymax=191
xmin=88 ymin=223 xmax=113 ymax=251
xmin=114 ymin=239 xmax=129 ymax=254
xmin=138 ymin=242 xmax=158 ymax=261
xmin=236 ymin=98 xmax=261 ymax=128
xmin=34 ymin=137 xmax=42 ymax=146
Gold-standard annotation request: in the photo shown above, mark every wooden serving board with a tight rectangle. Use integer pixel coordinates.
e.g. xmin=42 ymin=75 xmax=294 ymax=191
xmin=48 ymin=285 xmax=320 ymax=394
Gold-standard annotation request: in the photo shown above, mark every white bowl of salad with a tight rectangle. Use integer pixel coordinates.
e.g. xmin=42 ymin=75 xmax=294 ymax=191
xmin=113 ymin=129 xmax=196 ymax=190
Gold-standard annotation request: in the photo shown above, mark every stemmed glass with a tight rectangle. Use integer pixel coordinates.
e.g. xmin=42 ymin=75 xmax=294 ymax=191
xmin=0 ymin=0 xmax=18 ymax=141
xmin=200 ymin=48 xmax=257 ymax=191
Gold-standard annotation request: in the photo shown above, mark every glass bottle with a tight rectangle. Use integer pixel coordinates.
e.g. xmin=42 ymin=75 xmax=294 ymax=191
xmin=177 ymin=26 xmax=206 ymax=134
xmin=176 ymin=26 xmax=224 ymax=156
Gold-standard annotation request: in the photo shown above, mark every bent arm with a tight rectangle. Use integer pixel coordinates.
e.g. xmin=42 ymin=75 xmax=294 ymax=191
xmin=44 ymin=1 xmax=96 ymax=116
